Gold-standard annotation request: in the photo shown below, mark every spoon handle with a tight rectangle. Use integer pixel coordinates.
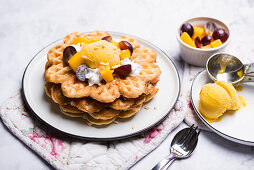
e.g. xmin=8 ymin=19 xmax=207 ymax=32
xmin=244 ymin=63 xmax=254 ymax=74
xmin=152 ymin=154 xmax=176 ymax=170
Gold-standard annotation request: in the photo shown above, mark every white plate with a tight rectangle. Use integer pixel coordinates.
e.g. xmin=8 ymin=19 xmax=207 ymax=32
xmin=22 ymin=32 xmax=180 ymax=141
xmin=191 ymin=70 xmax=254 ymax=146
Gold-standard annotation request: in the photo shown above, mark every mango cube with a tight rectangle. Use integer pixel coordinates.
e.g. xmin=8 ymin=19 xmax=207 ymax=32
xmin=181 ymin=32 xmax=196 ymax=47
xmin=211 ymin=39 xmax=222 ymax=48
xmin=68 ymin=51 xmax=86 ymax=71
xmin=119 ymin=49 xmax=131 ymax=60
xmin=201 ymin=45 xmax=212 ymax=49
xmin=192 ymin=26 xmax=205 ymax=40
xmin=99 ymin=65 xmax=113 ymax=82
xmin=72 ymin=37 xmax=100 ymax=45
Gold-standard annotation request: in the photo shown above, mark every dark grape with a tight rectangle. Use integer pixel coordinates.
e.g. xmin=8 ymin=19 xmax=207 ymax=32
xmin=119 ymin=41 xmax=133 ymax=54
xmin=102 ymin=36 xmax=112 ymax=42
xmin=180 ymin=23 xmax=194 ymax=37
xmin=212 ymin=28 xmax=229 ymax=43
xmin=204 ymin=22 xmax=217 ymax=34
xmin=201 ymin=35 xmax=212 ymax=46
xmin=76 ymin=64 xmax=88 ymax=81
xmin=63 ymin=46 xmax=77 ymax=64
xmin=114 ymin=64 xmax=132 ymax=78
xmin=195 ymin=37 xmax=202 ymax=48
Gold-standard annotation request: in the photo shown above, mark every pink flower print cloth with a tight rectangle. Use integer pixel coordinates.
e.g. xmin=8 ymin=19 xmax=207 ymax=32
xmin=0 ymin=90 xmax=187 ymax=169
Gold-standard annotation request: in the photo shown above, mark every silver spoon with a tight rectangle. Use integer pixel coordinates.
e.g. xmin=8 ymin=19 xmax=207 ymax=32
xmin=152 ymin=125 xmax=200 ymax=170
xmin=206 ymin=53 xmax=254 ymax=84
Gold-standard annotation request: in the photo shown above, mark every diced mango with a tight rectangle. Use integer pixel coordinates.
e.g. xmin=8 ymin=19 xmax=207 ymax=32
xmin=211 ymin=39 xmax=222 ymax=48
xmin=119 ymin=49 xmax=131 ymax=60
xmin=201 ymin=45 xmax=212 ymax=49
xmin=99 ymin=65 xmax=113 ymax=82
xmin=68 ymin=51 xmax=86 ymax=71
xmin=72 ymin=37 xmax=100 ymax=45
xmin=192 ymin=26 xmax=206 ymax=40
xmin=181 ymin=32 xmax=196 ymax=47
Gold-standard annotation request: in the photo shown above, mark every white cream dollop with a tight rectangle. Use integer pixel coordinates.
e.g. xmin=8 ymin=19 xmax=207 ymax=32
xmin=71 ymin=43 xmax=82 ymax=52
xmin=86 ymin=68 xmax=102 ymax=86
xmin=121 ymin=58 xmax=141 ymax=76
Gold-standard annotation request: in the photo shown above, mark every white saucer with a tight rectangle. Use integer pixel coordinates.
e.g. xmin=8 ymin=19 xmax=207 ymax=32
xmin=22 ymin=32 xmax=180 ymax=141
xmin=191 ymin=70 xmax=254 ymax=146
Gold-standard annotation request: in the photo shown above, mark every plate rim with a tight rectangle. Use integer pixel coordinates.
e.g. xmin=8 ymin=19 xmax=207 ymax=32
xmin=191 ymin=70 xmax=254 ymax=146
xmin=22 ymin=31 xmax=181 ymax=141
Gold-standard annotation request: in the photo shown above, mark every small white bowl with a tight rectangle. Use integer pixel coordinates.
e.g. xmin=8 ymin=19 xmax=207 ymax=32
xmin=177 ymin=17 xmax=230 ymax=67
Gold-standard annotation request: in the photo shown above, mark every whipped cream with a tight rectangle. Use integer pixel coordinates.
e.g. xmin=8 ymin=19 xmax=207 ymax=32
xmin=121 ymin=58 xmax=141 ymax=76
xmin=86 ymin=68 xmax=102 ymax=86
xmin=71 ymin=43 xmax=82 ymax=52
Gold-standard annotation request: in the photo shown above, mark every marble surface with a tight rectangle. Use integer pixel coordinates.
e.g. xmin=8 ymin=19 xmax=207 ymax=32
xmin=1 ymin=0 xmax=254 ymax=169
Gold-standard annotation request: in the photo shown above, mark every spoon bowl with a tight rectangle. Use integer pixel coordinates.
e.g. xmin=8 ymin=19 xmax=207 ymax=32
xmin=206 ymin=53 xmax=245 ymax=84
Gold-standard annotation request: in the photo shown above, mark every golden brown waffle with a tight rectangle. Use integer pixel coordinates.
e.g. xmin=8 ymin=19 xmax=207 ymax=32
xmin=44 ymin=31 xmax=161 ymax=126
xmin=118 ymin=104 xmax=142 ymax=118
xmin=45 ymin=63 xmax=73 ymax=83
xmin=108 ymin=97 xmax=134 ymax=110
xmin=47 ymin=44 xmax=67 ymax=65
xmin=132 ymin=47 xmax=157 ymax=63
xmin=120 ymin=36 xmax=140 ymax=49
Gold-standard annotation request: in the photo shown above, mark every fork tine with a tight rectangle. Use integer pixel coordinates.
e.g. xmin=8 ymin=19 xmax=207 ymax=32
xmin=186 ymin=129 xmax=200 ymax=150
xmin=177 ymin=125 xmax=194 ymax=144
xmin=181 ymin=126 xmax=198 ymax=146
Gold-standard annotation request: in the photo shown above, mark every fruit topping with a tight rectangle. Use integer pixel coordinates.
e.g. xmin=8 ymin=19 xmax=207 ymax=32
xmin=119 ymin=41 xmax=133 ymax=54
xmin=201 ymin=35 xmax=212 ymax=46
xmin=119 ymin=49 xmax=131 ymax=60
xmin=63 ymin=46 xmax=77 ymax=64
xmin=192 ymin=26 xmax=205 ymax=40
xmin=76 ymin=64 xmax=88 ymax=81
xmin=72 ymin=37 xmax=100 ymax=45
xmin=101 ymin=36 xmax=112 ymax=42
xmin=68 ymin=51 xmax=86 ymax=71
xmin=195 ymin=37 xmax=203 ymax=48
xmin=180 ymin=23 xmax=194 ymax=37
xmin=212 ymin=28 xmax=229 ymax=43
xmin=99 ymin=65 xmax=113 ymax=82
xmin=204 ymin=22 xmax=217 ymax=34
xmin=210 ymin=39 xmax=222 ymax=48
xmin=114 ymin=64 xmax=132 ymax=78
xmin=180 ymin=32 xmax=196 ymax=47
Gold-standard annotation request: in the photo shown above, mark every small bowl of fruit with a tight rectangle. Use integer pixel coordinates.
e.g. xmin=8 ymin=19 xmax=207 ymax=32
xmin=177 ymin=17 xmax=230 ymax=66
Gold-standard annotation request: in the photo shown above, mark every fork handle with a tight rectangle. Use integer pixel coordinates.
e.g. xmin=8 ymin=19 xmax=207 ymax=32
xmin=152 ymin=154 xmax=176 ymax=170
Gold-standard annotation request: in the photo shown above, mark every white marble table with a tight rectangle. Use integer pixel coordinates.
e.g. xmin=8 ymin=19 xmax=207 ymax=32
xmin=1 ymin=0 xmax=254 ymax=169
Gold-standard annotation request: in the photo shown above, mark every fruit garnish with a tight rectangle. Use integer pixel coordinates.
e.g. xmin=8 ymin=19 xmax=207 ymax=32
xmin=204 ymin=22 xmax=217 ymax=34
xmin=68 ymin=51 xmax=86 ymax=71
xmin=101 ymin=36 xmax=112 ymax=42
xmin=195 ymin=37 xmax=202 ymax=48
xmin=192 ymin=26 xmax=205 ymax=40
xmin=119 ymin=41 xmax=133 ymax=54
xmin=63 ymin=46 xmax=77 ymax=64
xmin=99 ymin=65 xmax=113 ymax=82
xmin=180 ymin=32 xmax=196 ymax=47
xmin=201 ymin=45 xmax=212 ymax=49
xmin=210 ymin=39 xmax=222 ymax=48
xmin=76 ymin=64 xmax=88 ymax=81
xmin=201 ymin=35 xmax=212 ymax=46
xmin=180 ymin=23 xmax=194 ymax=37
xmin=72 ymin=37 xmax=100 ymax=45
xmin=212 ymin=28 xmax=229 ymax=43
xmin=119 ymin=49 xmax=131 ymax=60
xmin=114 ymin=64 xmax=132 ymax=78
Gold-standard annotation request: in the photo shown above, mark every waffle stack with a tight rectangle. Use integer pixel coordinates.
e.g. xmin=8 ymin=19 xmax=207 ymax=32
xmin=44 ymin=31 xmax=161 ymax=126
